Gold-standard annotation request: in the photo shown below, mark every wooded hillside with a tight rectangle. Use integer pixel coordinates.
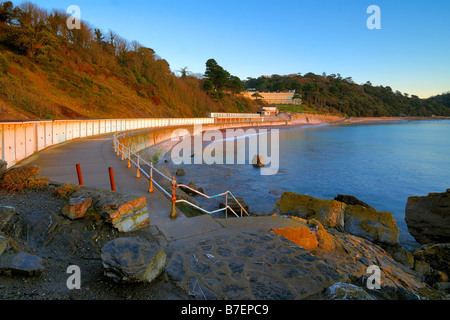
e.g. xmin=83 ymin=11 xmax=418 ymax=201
xmin=0 ymin=1 xmax=258 ymax=120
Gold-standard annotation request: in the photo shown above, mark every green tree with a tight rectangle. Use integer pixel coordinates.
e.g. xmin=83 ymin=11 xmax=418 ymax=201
xmin=204 ymin=58 xmax=230 ymax=91
xmin=94 ymin=29 xmax=104 ymax=44
xmin=252 ymin=92 xmax=263 ymax=100
xmin=0 ymin=1 xmax=14 ymax=24
xmin=228 ymin=75 xmax=244 ymax=93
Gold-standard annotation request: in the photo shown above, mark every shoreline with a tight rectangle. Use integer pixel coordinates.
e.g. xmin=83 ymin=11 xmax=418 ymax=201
xmin=344 ymin=115 xmax=450 ymax=124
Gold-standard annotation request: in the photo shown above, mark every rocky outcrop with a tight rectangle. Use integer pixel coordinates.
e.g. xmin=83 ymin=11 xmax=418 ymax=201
xmin=176 ymin=168 xmax=186 ymax=176
xmin=272 ymin=192 xmax=345 ymax=230
xmin=180 ymin=182 xmax=198 ymax=196
xmin=271 ymin=218 xmax=335 ymax=251
xmin=61 ymin=197 xmax=93 ymax=220
xmin=412 ymin=244 xmax=450 ymax=286
xmin=67 ymin=188 xmax=150 ymax=233
xmin=271 ymin=192 xmax=418 ymax=272
xmin=334 ymin=194 xmax=374 ymax=210
xmin=404 ymin=189 xmax=450 ymax=293
xmin=101 ymin=237 xmax=167 ymax=284
xmin=252 ymin=155 xmax=265 ymax=168
xmin=272 ymin=192 xmax=400 ymax=248
xmin=405 ymin=190 xmax=450 ymax=245
xmin=343 ymin=205 xmax=399 ymax=246
xmin=165 ymin=228 xmax=347 ymax=300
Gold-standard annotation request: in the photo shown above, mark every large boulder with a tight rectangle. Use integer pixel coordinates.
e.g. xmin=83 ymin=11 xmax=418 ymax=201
xmin=101 ymin=237 xmax=166 ymax=284
xmin=344 ymin=205 xmax=399 ymax=246
xmin=71 ymin=189 xmax=150 ymax=232
xmin=61 ymin=197 xmax=92 ymax=220
xmin=0 ymin=251 xmax=45 ymax=277
xmin=405 ymin=190 xmax=450 ymax=245
xmin=273 ymin=192 xmax=345 ymax=230
xmin=334 ymin=194 xmax=375 ymax=210
xmin=412 ymin=243 xmax=450 ymax=280
xmin=252 ymin=154 xmax=265 ymax=168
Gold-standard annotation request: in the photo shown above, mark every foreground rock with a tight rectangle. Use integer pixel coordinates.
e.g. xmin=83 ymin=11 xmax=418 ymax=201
xmin=272 ymin=192 xmax=345 ymax=230
xmin=166 ymin=221 xmax=442 ymax=300
xmin=0 ymin=251 xmax=44 ymax=277
xmin=166 ymin=228 xmax=346 ymax=300
xmin=412 ymin=243 xmax=450 ymax=289
xmin=273 ymin=192 xmax=400 ymax=247
xmin=272 ymin=192 xmax=419 ymax=270
xmin=334 ymin=194 xmax=375 ymax=210
xmin=101 ymin=237 xmax=167 ymax=284
xmin=405 ymin=189 xmax=450 ymax=245
xmin=344 ymin=205 xmax=399 ymax=246
xmin=68 ymin=188 xmax=150 ymax=232
xmin=61 ymin=197 xmax=93 ymax=220
xmin=272 ymin=218 xmax=335 ymax=251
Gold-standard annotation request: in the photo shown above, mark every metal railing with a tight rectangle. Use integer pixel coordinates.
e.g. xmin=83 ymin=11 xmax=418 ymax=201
xmin=112 ymin=128 xmax=250 ymax=219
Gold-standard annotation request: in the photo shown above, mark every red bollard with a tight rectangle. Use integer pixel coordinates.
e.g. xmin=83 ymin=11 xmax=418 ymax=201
xmin=76 ymin=164 xmax=84 ymax=186
xmin=108 ymin=167 xmax=116 ymax=192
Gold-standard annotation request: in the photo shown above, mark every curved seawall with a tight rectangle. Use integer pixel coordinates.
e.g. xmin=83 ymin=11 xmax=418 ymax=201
xmin=1 ymin=113 xmax=344 ymax=168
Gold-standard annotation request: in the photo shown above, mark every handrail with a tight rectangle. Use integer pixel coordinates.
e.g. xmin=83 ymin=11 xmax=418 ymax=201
xmin=112 ymin=127 xmax=250 ymax=218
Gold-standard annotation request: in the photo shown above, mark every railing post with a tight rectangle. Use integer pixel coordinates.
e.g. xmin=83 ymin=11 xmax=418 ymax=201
xmin=76 ymin=164 xmax=84 ymax=186
xmin=148 ymin=163 xmax=154 ymax=193
xmin=136 ymin=153 xmax=141 ymax=178
xmin=225 ymin=192 xmax=228 ymax=219
xmin=170 ymin=176 xmax=177 ymax=219
xmin=127 ymin=149 xmax=131 ymax=168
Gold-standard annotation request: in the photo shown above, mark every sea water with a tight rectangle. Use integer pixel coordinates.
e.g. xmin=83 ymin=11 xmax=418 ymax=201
xmin=168 ymin=120 xmax=450 ymax=247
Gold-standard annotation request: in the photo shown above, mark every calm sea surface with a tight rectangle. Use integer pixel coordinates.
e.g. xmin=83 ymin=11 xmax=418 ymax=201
xmin=167 ymin=120 xmax=450 ymax=247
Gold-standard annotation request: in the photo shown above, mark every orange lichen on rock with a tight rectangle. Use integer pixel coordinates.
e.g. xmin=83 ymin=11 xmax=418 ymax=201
xmin=272 ymin=219 xmax=335 ymax=251
xmin=272 ymin=226 xmax=319 ymax=250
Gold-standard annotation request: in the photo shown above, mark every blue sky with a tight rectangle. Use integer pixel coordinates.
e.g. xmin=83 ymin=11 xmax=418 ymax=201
xmin=14 ymin=0 xmax=450 ymax=98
